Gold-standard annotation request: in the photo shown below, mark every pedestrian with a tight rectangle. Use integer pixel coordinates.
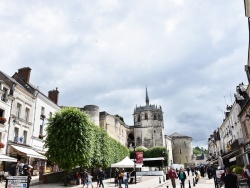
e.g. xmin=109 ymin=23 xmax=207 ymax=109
xmin=114 ymin=168 xmax=119 ymax=187
xmin=26 ymin=168 xmax=32 ymax=187
xmin=98 ymin=167 xmax=105 ymax=188
xmin=191 ymin=166 xmax=195 ymax=176
xmin=83 ymin=169 xmax=88 ymax=187
xmin=178 ymin=167 xmax=187 ymax=188
xmin=123 ymin=169 xmax=129 ymax=188
xmin=220 ymin=167 xmax=239 ymax=188
xmin=168 ymin=166 xmax=178 ymax=188
xmin=118 ymin=169 xmax=124 ymax=188
xmin=200 ymin=165 xmax=205 ymax=178
xmin=87 ymin=172 xmax=93 ymax=188
xmin=186 ymin=166 xmax=190 ymax=176
xmin=242 ymin=164 xmax=250 ymax=188
xmin=195 ymin=171 xmax=200 ymax=184
xmin=22 ymin=161 xmax=29 ymax=176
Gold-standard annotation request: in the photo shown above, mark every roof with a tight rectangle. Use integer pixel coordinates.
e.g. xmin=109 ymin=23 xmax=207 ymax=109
xmin=169 ymin=132 xmax=192 ymax=138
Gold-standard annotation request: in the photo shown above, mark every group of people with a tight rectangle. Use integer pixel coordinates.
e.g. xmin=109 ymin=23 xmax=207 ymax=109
xmin=167 ymin=165 xmax=214 ymax=188
xmin=67 ymin=167 xmax=105 ymax=188
xmin=13 ymin=160 xmax=32 ymax=186
xmin=114 ymin=168 xmax=130 ymax=188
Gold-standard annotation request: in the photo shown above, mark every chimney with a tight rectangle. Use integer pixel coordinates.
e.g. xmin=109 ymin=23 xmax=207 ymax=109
xmin=18 ymin=67 xmax=31 ymax=83
xmin=48 ymin=87 xmax=59 ymax=105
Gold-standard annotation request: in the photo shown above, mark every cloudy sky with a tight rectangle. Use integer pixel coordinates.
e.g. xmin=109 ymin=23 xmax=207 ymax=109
xmin=1 ymin=0 xmax=249 ymax=148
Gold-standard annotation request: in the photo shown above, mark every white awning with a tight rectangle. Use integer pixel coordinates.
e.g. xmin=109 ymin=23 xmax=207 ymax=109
xmin=0 ymin=154 xmax=17 ymax=162
xmin=11 ymin=145 xmax=46 ymax=159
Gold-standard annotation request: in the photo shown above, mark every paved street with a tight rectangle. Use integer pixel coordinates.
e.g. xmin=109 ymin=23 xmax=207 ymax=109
xmin=0 ymin=173 xmax=215 ymax=188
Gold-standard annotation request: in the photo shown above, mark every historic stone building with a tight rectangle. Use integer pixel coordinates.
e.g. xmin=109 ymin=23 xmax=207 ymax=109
xmin=131 ymin=88 xmax=165 ymax=148
xmin=170 ymin=132 xmax=193 ymax=165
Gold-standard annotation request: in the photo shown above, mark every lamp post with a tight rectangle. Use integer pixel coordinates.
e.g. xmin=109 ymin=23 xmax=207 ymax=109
xmin=162 ymin=151 xmax=165 ymax=171
xmin=133 ymin=145 xmax=137 ymax=184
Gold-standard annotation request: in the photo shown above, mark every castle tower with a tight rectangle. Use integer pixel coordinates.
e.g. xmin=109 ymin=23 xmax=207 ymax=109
xmin=133 ymin=88 xmax=165 ymax=148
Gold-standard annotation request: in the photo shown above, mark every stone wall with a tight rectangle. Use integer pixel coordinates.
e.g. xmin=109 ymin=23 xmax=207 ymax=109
xmin=172 ymin=137 xmax=192 ymax=164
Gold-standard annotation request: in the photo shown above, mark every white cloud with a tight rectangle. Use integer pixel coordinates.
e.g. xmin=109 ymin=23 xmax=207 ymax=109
xmin=0 ymin=0 xmax=249 ymax=148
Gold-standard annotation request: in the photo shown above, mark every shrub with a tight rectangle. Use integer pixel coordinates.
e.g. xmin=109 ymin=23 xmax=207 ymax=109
xmin=233 ymin=166 xmax=243 ymax=174
xmin=230 ymin=165 xmax=237 ymax=171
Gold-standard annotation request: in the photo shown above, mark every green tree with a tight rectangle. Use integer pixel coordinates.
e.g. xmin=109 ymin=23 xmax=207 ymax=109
xmin=44 ymin=107 xmax=94 ymax=186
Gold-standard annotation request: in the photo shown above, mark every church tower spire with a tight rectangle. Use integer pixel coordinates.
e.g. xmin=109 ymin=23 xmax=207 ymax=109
xmin=146 ymin=87 xmax=149 ymax=106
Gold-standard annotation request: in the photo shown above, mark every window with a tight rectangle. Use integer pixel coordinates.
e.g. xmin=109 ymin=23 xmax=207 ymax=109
xmin=41 ymin=107 xmax=45 ymax=115
xmin=154 ymin=114 xmax=157 ymax=120
xmin=180 ymin=149 xmax=182 ymax=154
xmin=25 ymin=108 xmax=30 ymax=122
xmin=16 ymin=103 xmax=21 ymax=118
xmin=23 ymin=131 xmax=27 ymax=145
xmin=39 ymin=123 xmax=43 ymax=135
xmin=14 ymin=127 xmax=19 ymax=142
xmin=145 ymin=113 xmax=148 ymax=120
xmin=137 ymin=115 xmax=141 ymax=122
xmin=0 ymin=109 xmax=4 ymax=117
xmin=1 ymin=87 xmax=8 ymax=102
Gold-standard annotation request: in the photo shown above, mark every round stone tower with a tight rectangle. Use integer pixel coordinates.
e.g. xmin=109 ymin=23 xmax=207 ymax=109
xmin=82 ymin=105 xmax=100 ymax=126
xmin=170 ymin=132 xmax=193 ymax=165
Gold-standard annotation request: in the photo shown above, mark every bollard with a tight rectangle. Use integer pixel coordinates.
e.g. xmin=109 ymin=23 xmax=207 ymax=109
xmin=189 ymin=180 xmax=191 ymax=188
xmin=159 ymin=177 xmax=161 ymax=184
xmin=193 ymin=178 xmax=195 ymax=187
xmin=163 ymin=175 xmax=165 ymax=182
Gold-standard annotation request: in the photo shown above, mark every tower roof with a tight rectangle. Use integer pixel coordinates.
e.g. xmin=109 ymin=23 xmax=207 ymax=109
xmin=169 ymin=132 xmax=192 ymax=138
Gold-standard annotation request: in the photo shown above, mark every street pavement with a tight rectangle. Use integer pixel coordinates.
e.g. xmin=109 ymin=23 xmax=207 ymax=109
xmin=0 ymin=173 xmax=215 ymax=188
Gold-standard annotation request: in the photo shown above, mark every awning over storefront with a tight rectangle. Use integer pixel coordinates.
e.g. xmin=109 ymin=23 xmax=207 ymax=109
xmin=11 ymin=145 xmax=46 ymax=159
xmin=0 ymin=154 xmax=17 ymax=162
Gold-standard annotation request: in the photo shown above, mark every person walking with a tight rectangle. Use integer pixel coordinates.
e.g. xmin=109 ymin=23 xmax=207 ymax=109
xmin=221 ymin=167 xmax=239 ymax=188
xmin=186 ymin=166 xmax=190 ymax=176
xmin=86 ymin=172 xmax=93 ymax=188
xmin=168 ymin=166 xmax=178 ymax=188
xmin=242 ymin=164 xmax=250 ymax=188
xmin=118 ymin=169 xmax=124 ymax=188
xmin=178 ymin=168 xmax=187 ymax=188
xmin=123 ymin=169 xmax=129 ymax=188
xmin=114 ymin=168 xmax=119 ymax=187
xmin=98 ymin=167 xmax=105 ymax=188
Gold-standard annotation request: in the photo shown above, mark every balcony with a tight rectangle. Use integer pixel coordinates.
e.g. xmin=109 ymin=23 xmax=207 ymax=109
xmin=231 ymin=138 xmax=244 ymax=150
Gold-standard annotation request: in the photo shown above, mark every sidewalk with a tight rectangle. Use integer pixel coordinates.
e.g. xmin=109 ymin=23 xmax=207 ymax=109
xmin=0 ymin=174 xmax=216 ymax=188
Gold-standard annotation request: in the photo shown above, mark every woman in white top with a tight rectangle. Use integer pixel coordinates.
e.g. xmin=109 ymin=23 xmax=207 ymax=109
xmin=86 ymin=172 xmax=93 ymax=188
xmin=123 ymin=170 xmax=129 ymax=188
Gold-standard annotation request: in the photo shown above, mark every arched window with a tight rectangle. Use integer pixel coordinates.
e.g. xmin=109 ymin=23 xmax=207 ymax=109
xmin=145 ymin=113 xmax=148 ymax=120
xmin=137 ymin=115 xmax=141 ymax=122
xmin=154 ymin=114 xmax=157 ymax=120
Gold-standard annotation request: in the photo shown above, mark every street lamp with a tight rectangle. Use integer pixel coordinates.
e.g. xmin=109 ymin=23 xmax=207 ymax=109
xmin=133 ymin=145 xmax=137 ymax=184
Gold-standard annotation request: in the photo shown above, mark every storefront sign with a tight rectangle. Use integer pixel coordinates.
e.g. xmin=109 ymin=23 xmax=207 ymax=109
xmin=5 ymin=176 xmax=29 ymax=188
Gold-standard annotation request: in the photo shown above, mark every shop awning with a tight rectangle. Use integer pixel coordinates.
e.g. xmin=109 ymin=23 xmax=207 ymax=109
xmin=0 ymin=154 xmax=17 ymax=162
xmin=11 ymin=145 xmax=46 ymax=159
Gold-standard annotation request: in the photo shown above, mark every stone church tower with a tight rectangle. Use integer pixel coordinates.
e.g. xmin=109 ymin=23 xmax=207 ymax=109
xmin=132 ymin=88 xmax=165 ymax=148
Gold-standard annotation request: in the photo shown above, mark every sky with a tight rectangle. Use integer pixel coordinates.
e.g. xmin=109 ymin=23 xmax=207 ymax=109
xmin=0 ymin=0 xmax=249 ymax=148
